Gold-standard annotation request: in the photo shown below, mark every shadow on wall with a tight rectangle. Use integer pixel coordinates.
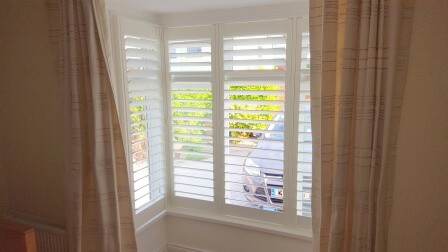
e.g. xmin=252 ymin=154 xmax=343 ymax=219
xmin=0 ymin=0 xmax=65 ymax=227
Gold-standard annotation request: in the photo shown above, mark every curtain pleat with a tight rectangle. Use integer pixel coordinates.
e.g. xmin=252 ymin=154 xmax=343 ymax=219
xmin=46 ymin=0 xmax=137 ymax=251
xmin=310 ymin=0 xmax=414 ymax=251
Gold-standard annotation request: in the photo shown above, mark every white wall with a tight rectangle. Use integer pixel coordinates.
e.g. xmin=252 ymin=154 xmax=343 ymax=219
xmin=165 ymin=216 xmax=312 ymax=252
xmin=0 ymin=161 xmax=8 ymax=216
xmin=2 ymin=1 xmax=447 ymax=251
xmin=387 ymin=0 xmax=448 ymax=251
xmin=136 ymin=217 xmax=167 ymax=252
xmin=0 ymin=0 xmax=65 ymax=227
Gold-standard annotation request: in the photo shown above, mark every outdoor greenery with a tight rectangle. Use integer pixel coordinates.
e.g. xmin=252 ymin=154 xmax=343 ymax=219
xmin=227 ymin=85 xmax=281 ymax=138
xmin=128 ymin=84 xmax=282 ymax=161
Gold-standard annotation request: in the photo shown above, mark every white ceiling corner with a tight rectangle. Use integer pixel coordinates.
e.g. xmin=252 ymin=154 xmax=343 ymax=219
xmin=108 ymin=0 xmax=302 ymax=14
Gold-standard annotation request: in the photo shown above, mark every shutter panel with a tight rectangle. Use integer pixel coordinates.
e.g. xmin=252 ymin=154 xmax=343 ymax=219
xmin=123 ymin=29 xmax=166 ymax=211
xmin=168 ymin=31 xmax=214 ymax=202
xmin=296 ymin=18 xmax=312 ymax=217
xmin=222 ymin=21 xmax=287 ymax=212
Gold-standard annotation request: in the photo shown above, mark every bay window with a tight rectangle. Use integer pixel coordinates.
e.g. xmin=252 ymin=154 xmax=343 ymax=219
xmin=116 ymin=17 xmax=311 ymax=231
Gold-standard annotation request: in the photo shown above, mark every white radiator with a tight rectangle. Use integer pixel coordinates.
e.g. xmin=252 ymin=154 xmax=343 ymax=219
xmin=3 ymin=215 xmax=67 ymax=252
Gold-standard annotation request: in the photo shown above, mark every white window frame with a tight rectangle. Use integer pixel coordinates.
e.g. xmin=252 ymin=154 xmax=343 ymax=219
xmin=164 ymin=25 xmax=219 ymax=214
xmin=165 ymin=18 xmax=311 ymax=230
xmin=112 ymin=16 xmax=168 ymax=228
xmin=217 ymin=19 xmax=293 ymax=226
xmin=112 ymin=15 xmax=312 ymax=233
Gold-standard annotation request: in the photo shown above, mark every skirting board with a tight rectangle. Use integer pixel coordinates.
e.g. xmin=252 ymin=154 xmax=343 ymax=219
xmin=167 ymin=243 xmax=210 ymax=252
xmin=154 ymin=244 xmax=168 ymax=252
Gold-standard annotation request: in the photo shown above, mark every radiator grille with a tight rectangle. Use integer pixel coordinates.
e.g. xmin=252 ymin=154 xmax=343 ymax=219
xmin=3 ymin=215 xmax=67 ymax=252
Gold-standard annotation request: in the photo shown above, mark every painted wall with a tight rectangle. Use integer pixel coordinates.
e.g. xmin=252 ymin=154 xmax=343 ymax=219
xmin=0 ymin=0 xmax=65 ymax=227
xmin=136 ymin=217 xmax=167 ymax=252
xmin=387 ymin=0 xmax=448 ymax=251
xmin=0 ymin=162 xmax=8 ymax=216
xmin=165 ymin=216 xmax=312 ymax=252
xmin=1 ymin=1 xmax=447 ymax=251
xmin=0 ymin=0 xmax=9 ymax=218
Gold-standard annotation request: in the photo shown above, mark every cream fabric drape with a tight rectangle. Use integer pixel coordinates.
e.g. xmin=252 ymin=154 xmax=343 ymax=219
xmin=46 ymin=0 xmax=137 ymax=251
xmin=310 ymin=0 xmax=414 ymax=251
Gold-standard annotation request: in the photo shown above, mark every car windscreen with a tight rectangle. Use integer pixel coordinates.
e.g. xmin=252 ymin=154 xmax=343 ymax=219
xmin=264 ymin=124 xmax=284 ymax=140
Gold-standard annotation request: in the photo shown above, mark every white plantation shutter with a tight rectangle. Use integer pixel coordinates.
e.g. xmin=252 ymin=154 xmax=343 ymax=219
xmin=115 ymin=17 xmax=314 ymax=230
xmin=221 ymin=21 xmax=288 ymax=212
xmin=122 ymin=25 xmax=166 ymax=211
xmin=166 ymin=27 xmax=215 ymax=202
xmin=296 ymin=18 xmax=312 ymax=217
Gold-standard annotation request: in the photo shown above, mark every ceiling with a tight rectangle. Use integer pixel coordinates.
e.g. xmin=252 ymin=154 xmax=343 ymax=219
xmin=108 ymin=0 xmax=301 ymax=14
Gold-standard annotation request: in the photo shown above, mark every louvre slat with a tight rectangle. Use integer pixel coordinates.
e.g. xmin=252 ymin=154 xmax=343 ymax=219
xmin=172 ymin=142 xmax=213 ymax=148
xmin=224 ymin=70 xmax=285 ymax=82
xmin=172 ymin=116 xmax=213 ymax=121
xmin=129 ymin=100 xmax=161 ymax=108
xmin=224 ymin=118 xmax=283 ymax=124
xmin=223 ymin=90 xmax=284 ymax=95
xmin=225 ymin=128 xmax=284 ymax=135
xmin=126 ymin=59 xmax=159 ymax=69
xmin=130 ymin=119 xmax=162 ymax=128
xmin=224 ymin=100 xmax=284 ymax=106
xmin=127 ymin=69 xmax=159 ymax=80
xmin=173 ymin=133 xmax=213 ymax=139
xmin=125 ymin=37 xmax=158 ymax=50
xmin=224 ymin=109 xmax=284 ymax=115
xmin=130 ymin=110 xmax=161 ymax=119
xmin=175 ymin=168 xmax=213 ymax=179
xmin=225 ymin=146 xmax=284 ymax=155
xmin=171 ymin=82 xmax=212 ymax=89
xmin=225 ymin=171 xmax=284 ymax=182
xmin=223 ymin=37 xmax=286 ymax=46
xmin=223 ymin=48 xmax=286 ymax=57
xmin=173 ymin=159 xmax=213 ymax=167
xmin=170 ymin=71 xmax=211 ymax=76
xmin=169 ymin=62 xmax=211 ymax=68
xmin=169 ymin=52 xmax=211 ymax=57
xmin=171 ymin=99 xmax=212 ymax=104
xmin=225 ymin=182 xmax=283 ymax=191
xmin=172 ymin=124 xmax=212 ymax=131
xmin=224 ymin=59 xmax=286 ymax=67
xmin=224 ymin=198 xmax=283 ymax=210
xmin=172 ymin=90 xmax=212 ymax=95
xmin=224 ymin=136 xmax=283 ymax=143
xmin=174 ymin=181 xmax=213 ymax=190
xmin=126 ymin=48 xmax=159 ymax=59
xmin=128 ymin=79 xmax=160 ymax=90
xmin=172 ymin=107 xmax=211 ymax=112
xmin=169 ymin=42 xmax=211 ymax=48
xmin=224 ymin=81 xmax=285 ymax=86
xmin=129 ymin=90 xmax=161 ymax=98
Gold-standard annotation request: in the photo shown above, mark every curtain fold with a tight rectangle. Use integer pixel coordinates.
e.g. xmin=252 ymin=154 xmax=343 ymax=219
xmin=310 ymin=0 xmax=414 ymax=251
xmin=46 ymin=0 xmax=137 ymax=251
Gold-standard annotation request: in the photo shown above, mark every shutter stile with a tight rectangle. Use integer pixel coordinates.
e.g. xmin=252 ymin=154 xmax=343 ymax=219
xmin=296 ymin=23 xmax=312 ymax=217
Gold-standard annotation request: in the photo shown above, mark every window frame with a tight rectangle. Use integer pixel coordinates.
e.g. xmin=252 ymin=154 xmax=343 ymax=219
xmin=164 ymin=25 xmax=219 ymax=214
xmin=112 ymin=16 xmax=312 ymax=232
xmin=113 ymin=17 xmax=168 ymax=229
xmin=217 ymin=19 xmax=293 ymax=226
xmin=165 ymin=18 xmax=311 ymax=230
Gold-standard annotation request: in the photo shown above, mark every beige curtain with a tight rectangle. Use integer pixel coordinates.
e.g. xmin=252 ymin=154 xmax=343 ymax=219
xmin=46 ymin=0 xmax=137 ymax=251
xmin=310 ymin=0 xmax=414 ymax=251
